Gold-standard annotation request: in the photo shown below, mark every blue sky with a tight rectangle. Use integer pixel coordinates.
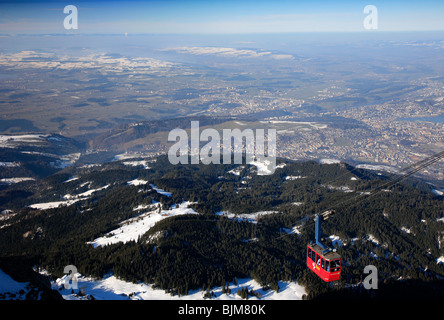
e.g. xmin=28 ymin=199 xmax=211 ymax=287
xmin=0 ymin=0 xmax=444 ymax=34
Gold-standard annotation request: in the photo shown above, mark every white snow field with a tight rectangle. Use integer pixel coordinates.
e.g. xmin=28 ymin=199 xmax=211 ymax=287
xmin=215 ymin=210 xmax=278 ymax=223
xmin=28 ymin=184 xmax=110 ymax=210
xmin=127 ymin=179 xmax=149 ymax=186
xmin=28 ymin=199 xmax=83 ymax=210
xmin=53 ymin=272 xmax=306 ymax=300
xmin=88 ymin=201 xmax=198 ymax=248
xmin=149 ymin=184 xmax=172 ymax=196
xmin=0 ymin=268 xmax=30 ymax=300
xmin=0 ymin=177 xmax=35 ymax=185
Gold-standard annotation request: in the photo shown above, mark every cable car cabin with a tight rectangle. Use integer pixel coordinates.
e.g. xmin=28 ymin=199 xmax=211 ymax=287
xmin=306 ymin=243 xmax=341 ymax=282
xmin=306 ymin=214 xmax=341 ymax=282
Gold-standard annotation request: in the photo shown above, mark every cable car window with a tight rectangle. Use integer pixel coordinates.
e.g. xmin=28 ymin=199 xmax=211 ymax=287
xmin=321 ymin=258 xmax=324 ymax=270
xmin=308 ymin=248 xmax=312 ymax=260
xmin=317 ymin=256 xmax=320 ymax=266
xmin=325 ymin=260 xmax=330 ymax=272
xmin=330 ymin=259 xmax=340 ymax=271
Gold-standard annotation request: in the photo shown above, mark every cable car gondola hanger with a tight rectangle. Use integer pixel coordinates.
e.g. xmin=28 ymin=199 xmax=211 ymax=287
xmin=307 ymin=211 xmax=341 ymax=282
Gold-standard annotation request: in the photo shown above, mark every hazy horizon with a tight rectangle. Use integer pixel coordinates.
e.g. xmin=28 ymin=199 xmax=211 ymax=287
xmin=1 ymin=0 xmax=444 ymax=35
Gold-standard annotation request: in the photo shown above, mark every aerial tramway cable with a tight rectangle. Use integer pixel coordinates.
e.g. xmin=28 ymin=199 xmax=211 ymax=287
xmin=278 ymin=149 xmax=444 ymax=239
xmin=296 ymin=150 xmax=444 ymax=281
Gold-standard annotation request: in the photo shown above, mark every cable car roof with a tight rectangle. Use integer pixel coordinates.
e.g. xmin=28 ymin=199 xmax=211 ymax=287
xmin=308 ymin=243 xmax=341 ymax=260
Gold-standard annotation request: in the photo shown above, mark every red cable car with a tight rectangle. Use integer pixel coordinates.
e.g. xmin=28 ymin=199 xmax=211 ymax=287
xmin=304 ymin=152 xmax=444 ymax=282
xmin=306 ymin=213 xmax=341 ymax=282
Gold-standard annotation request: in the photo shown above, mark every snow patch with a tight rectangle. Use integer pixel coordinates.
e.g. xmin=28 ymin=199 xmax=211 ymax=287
xmin=149 ymin=184 xmax=172 ymax=197
xmin=50 ymin=153 xmax=80 ymax=169
xmin=88 ymin=201 xmax=197 ymax=247
xmin=356 ymin=164 xmax=399 ymax=174
xmin=285 ymin=175 xmax=305 ymax=180
xmin=133 ymin=204 xmax=153 ymax=211
xmin=275 ymin=163 xmax=286 ymax=169
xmin=282 ymin=225 xmax=302 ymax=235
xmin=0 ymin=268 xmax=30 ymax=299
xmin=64 ymin=184 xmax=109 ymax=200
xmin=123 ymin=160 xmax=150 ymax=169
xmin=328 ymin=235 xmax=343 ymax=247
xmin=127 ymin=179 xmax=148 ymax=186
xmin=29 ymin=185 xmax=110 ymax=210
xmin=322 ymin=184 xmax=353 ymax=193
xmin=401 ymin=226 xmax=414 ymax=235
xmin=319 ymin=159 xmax=341 ymax=164
xmin=0 ymin=161 xmax=20 ymax=167
xmin=64 ymin=176 xmax=79 ymax=183
xmin=249 ymin=159 xmax=275 ymax=176
xmin=228 ymin=166 xmax=244 ymax=176
xmin=365 ymin=234 xmax=380 ymax=246
xmin=0 ymin=134 xmax=48 ymax=148
xmin=52 ymin=272 xmax=306 ymax=300
xmin=215 ymin=210 xmax=278 ymax=224
xmin=28 ymin=199 xmax=82 ymax=210
xmin=0 ymin=177 xmax=35 ymax=185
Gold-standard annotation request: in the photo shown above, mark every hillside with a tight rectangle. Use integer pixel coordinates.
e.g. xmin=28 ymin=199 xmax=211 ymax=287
xmin=88 ymin=116 xmax=233 ymax=152
xmin=0 ymin=153 xmax=443 ymax=300
xmin=0 ymin=133 xmax=84 ymax=180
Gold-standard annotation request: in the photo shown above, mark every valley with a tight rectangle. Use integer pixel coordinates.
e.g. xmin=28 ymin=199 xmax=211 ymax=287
xmin=0 ymin=31 xmax=443 ymax=302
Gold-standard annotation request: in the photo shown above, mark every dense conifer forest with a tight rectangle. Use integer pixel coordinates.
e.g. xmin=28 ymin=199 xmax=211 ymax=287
xmin=0 ymin=155 xmax=443 ymax=299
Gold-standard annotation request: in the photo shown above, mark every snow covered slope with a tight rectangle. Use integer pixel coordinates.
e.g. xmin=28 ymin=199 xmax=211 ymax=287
xmin=88 ymin=201 xmax=198 ymax=247
xmin=53 ymin=272 xmax=306 ymax=300
xmin=0 ymin=268 xmax=29 ymax=300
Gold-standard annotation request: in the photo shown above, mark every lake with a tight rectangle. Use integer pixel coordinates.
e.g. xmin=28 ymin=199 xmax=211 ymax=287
xmin=399 ymin=116 xmax=444 ymax=124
